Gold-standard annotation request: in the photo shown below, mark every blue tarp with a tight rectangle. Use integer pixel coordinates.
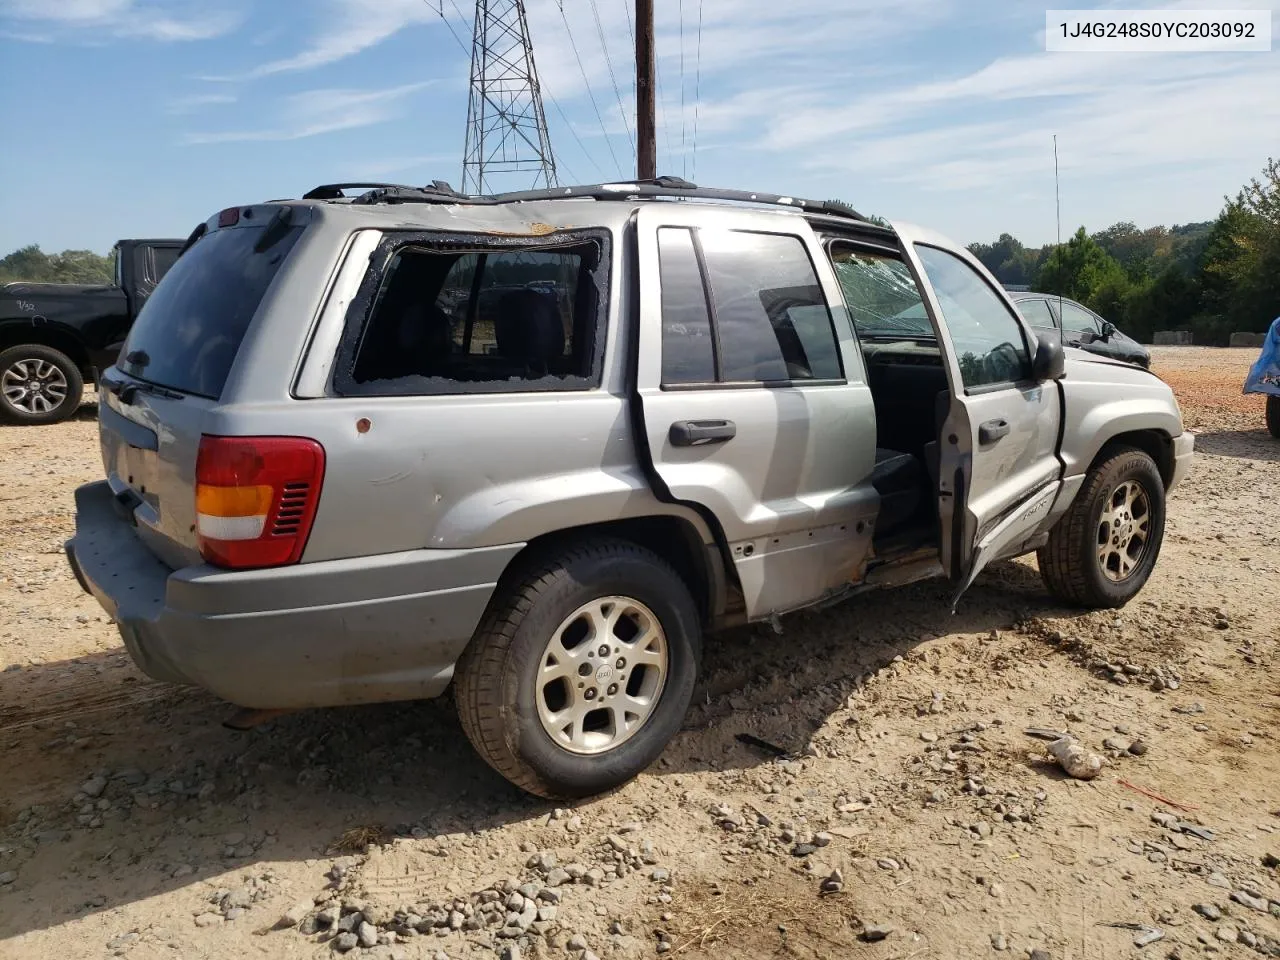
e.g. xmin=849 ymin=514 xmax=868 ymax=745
xmin=1243 ymin=316 xmax=1280 ymax=397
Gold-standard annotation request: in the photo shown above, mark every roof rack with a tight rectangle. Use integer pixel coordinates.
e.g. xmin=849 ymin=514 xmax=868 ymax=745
xmin=301 ymin=180 xmax=463 ymax=201
xmin=296 ymin=175 xmax=868 ymax=223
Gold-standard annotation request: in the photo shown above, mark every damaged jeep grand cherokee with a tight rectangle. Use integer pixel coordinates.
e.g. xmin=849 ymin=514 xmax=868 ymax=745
xmin=66 ymin=179 xmax=1193 ymax=799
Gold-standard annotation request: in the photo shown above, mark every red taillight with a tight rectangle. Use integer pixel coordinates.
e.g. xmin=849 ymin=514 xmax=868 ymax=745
xmin=194 ymin=435 xmax=325 ymax=569
xmin=217 ymin=207 xmax=241 ymax=227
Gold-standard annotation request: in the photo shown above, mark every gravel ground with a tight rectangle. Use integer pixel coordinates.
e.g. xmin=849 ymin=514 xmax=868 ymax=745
xmin=1 ymin=348 xmax=1277 ymax=960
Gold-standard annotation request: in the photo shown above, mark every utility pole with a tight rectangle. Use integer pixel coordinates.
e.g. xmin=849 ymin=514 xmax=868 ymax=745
xmin=461 ymin=0 xmax=557 ymax=194
xmin=635 ymin=0 xmax=656 ymax=180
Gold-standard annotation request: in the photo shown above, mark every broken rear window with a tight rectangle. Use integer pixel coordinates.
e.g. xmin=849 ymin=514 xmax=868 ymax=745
xmin=336 ymin=233 xmax=608 ymax=396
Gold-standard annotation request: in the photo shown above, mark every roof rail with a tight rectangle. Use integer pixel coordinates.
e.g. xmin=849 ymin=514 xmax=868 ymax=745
xmin=298 ymin=175 xmax=869 ymax=223
xmin=486 ymin=176 xmax=869 ymax=222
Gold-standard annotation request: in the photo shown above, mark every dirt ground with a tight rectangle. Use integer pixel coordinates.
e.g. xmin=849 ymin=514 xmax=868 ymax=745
xmin=1 ymin=347 xmax=1276 ymax=960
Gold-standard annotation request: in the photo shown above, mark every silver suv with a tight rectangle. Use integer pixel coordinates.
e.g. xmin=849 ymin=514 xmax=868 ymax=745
xmin=66 ymin=180 xmax=1194 ymax=799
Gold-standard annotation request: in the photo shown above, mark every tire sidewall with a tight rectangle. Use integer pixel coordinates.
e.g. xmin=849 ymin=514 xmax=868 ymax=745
xmin=0 ymin=345 xmax=84 ymax=425
xmin=1078 ymin=452 xmax=1166 ymax=605
xmin=500 ymin=550 xmax=701 ymax=797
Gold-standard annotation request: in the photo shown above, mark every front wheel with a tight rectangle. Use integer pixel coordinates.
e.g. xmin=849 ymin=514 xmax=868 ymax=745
xmin=454 ymin=539 xmax=701 ymax=799
xmin=1267 ymin=395 xmax=1280 ymax=439
xmin=1038 ymin=447 xmax=1166 ymax=608
xmin=0 ymin=344 xmax=84 ymax=425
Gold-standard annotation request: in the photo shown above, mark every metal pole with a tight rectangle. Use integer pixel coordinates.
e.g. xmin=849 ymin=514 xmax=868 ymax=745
xmin=636 ymin=0 xmax=657 ymax=179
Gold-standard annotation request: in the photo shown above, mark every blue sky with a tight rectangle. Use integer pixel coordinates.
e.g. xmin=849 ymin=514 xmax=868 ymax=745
xmin=1 ymin=0 xmax=1277 ymax=255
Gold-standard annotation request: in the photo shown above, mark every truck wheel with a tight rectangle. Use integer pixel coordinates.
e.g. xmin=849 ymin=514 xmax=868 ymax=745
xmin=455 ymin=539 xmax=701 ymax=799
xmin=1038 ymin=446 xmax=1166 ymax=609
xmin=0 ymin=345 xmax=84 ymax=425
xmin=1267 ymin=396 xmax=1280 ymax=439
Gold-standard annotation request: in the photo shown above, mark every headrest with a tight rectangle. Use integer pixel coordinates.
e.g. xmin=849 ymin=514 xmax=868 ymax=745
xmin=495 ymin=289 xmax=565 ymax=364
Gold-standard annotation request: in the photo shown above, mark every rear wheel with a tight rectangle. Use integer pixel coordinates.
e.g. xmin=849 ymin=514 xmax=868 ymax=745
xmin=1267 ymin=396 xmax=1280 ymax=439
xmin=0 ymin=345 xmax=84 ymax=425
xmin=1038 ymin=447 xmax=1166 ymax=608
xmin=454 ymin=539 xmax=701 ymax=799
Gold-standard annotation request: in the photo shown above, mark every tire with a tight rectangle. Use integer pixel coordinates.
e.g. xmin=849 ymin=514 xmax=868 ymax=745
xmin=1038 ymin=446 xmax=1166 ymax=609
xmin=1267 ymin=396 xmax=1280 ymax=439
xmin=0 ymin=344 xmax=84 ymax=425
xmin=454 ymin=539 xmax=702 ymax=800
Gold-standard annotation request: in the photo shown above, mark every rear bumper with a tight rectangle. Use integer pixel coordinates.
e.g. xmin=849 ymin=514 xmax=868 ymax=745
xmin=1168 ymin=431 xmax=1195 ymax=493
xmin=65 ymin=481 xmax=521 ymax=709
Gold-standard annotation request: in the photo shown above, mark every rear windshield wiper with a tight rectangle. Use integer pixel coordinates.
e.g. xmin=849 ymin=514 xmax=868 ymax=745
xmin=100 ymin=371 xmax=185 ymax=403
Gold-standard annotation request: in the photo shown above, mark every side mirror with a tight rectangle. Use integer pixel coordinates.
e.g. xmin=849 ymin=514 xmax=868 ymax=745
xmin=1099 ymin=321 xmax=1117 ymax=342
xmin=1032 ymin=332 xmax=1066 ymax=381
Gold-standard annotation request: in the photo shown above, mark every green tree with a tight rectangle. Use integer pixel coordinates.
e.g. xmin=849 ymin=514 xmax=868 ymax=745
xmin=1092 ymin=221 xmax=1174 ymax=281
xmin=967 ymin=233 xmax=1044 ymax=286
xmin=1196 ymin=159 xmax=1280 ymax=338
xmin=0 ymin=243 xmax=115 ymax=286
xmin=1033 ymin=226 xmax=1132 ymax=313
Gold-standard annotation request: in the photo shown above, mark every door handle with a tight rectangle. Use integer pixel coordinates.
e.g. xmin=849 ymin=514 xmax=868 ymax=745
xmin=669 ymin=419 xmax=736 ymax=447
xmin=978 ymin=418 xmax=1010 ymax=444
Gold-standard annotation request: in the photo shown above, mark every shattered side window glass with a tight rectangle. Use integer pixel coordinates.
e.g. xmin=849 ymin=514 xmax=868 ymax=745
xmin=347 ymin=241 xmax=601 ymax=393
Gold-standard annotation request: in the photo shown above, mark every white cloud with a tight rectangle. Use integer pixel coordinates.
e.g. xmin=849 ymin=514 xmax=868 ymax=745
xmin=183 ymin=81 xmax=436 ymax=144
xmin=167 ymin=92 xmax=238 ymax=114
xmin=0 ymin=0 xmax=239 ymax=42
xmin=239 ymin=0 xmax=437 ymax=77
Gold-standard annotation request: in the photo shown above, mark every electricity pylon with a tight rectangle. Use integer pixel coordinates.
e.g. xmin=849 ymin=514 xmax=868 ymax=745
xmin=462 ymin=0 xmax=557 ymax=194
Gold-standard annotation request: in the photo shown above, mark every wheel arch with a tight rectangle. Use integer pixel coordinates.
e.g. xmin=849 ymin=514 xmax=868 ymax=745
xmin=495 ymin=514 xmax=743 ymax=631
xmin=1093 ymin=429 xmax=1175 ymax=490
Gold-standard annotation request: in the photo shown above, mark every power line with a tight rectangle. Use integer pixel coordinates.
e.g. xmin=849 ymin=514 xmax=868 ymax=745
xmin=431 ymin=0 xmax=470 ymax=56
xmin=652 ymin=36 xmax=674 ymax=174
xmin=691 ymin=0 xmax=704 ymax=181
xmin=678 ymin=0 xmax=686 ymax=179
xmin=558 ymin=1 xmax=624 ymax=177
xmin=587 ymin=0 xmax=635 ymax=154
xmin=545 ymin=88 xmax=602 ymax=183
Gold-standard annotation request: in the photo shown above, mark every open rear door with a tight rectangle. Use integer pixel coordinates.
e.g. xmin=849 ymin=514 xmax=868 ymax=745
xmin=632 ymin=203 xmax=881 ymax=619
xmin=892 ymin=222 xmax=1063 ymax=607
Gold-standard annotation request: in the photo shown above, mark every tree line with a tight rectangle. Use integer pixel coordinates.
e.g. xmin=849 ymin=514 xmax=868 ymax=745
xmin=968 ymin=157 xmax=1280 ymax=345
xmin=0 ymin=244 xmax=115 ymax=286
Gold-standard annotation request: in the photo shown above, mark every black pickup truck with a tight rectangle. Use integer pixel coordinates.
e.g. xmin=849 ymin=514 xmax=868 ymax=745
xmin=0 ymin=238 xmax=183 ymax=424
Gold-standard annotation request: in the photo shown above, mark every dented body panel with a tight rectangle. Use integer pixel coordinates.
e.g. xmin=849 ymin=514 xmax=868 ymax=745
xmin=66 ymin=190 xmax=1191 ymax=710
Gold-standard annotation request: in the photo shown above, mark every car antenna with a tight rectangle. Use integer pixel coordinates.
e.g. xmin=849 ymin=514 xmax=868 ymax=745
xmin=1054 ymin=134 xmax=1064 ymax=318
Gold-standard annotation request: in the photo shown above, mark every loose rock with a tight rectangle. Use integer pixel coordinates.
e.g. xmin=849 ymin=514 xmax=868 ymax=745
xmin=1192 ymin=903 xmax=1222 ymax=921
xmin=860 ymin=924 xmax=892 ymax=943
xmin=1048 ymin=738 xmax=1103 ymax=780
xmin=820 ymin=868 xmax=844 ymax=894
xmin=275 ymin=901 xmax=313 ymax=930
xmin=1230 ymin=890 xmax=1269 ymax=912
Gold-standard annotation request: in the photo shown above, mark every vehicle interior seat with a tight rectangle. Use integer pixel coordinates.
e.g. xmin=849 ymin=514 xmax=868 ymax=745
xmin=872 ymin=447 xmax=923 ymax=536
xmin=495 ymin=289 xmax=565 ymax=378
